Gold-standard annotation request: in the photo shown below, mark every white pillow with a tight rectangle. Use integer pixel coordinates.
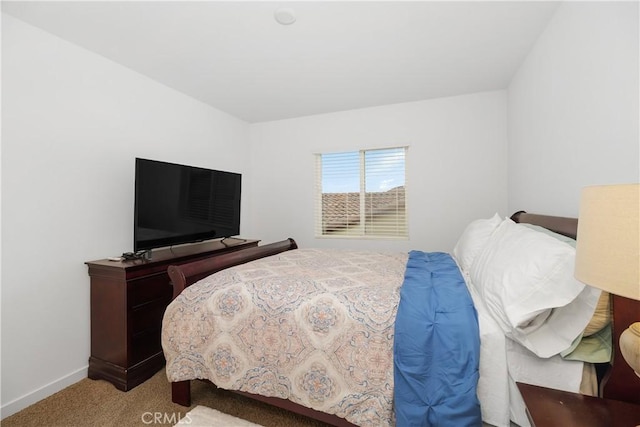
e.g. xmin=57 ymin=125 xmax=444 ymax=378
xmin=452 ymin=213 xmax=502 ymax=273
xmin=470 ymin=219 xmax=600 ymax=357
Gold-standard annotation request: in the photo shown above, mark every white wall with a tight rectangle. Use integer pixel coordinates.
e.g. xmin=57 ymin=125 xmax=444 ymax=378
xmin=1 ymin=14 xmax=250 ymax=417
xmin=247 ymin=91 xmax=508 ymax=253
xmin=508 ymin=1 xmax=639 ymax=217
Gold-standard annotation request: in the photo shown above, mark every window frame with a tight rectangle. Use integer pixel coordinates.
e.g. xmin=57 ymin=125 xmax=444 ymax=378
xmin=314 ymin=146 xmax=408 ymax=240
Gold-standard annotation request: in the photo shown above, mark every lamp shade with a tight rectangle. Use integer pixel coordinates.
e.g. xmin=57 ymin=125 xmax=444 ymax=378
xmin=575 ymin=184 xmax=640 ymax=300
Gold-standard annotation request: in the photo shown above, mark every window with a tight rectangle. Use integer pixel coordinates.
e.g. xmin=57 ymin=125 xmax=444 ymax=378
xmin=315 ymin=147 xmax=408 ymax=238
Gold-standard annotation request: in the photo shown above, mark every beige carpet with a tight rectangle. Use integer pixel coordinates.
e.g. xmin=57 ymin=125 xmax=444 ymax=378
xmin=1 ymin=369 xmax=329 ymax=427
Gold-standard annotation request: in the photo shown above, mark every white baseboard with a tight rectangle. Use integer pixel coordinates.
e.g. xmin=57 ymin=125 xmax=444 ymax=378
xmin=1 ymin=366 xmax=88 ymax=419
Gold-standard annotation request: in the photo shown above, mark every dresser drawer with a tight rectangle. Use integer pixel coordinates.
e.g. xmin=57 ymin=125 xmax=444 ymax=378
xmin=130 ymin=328 xmax=162 ymax=365
xmin=130 ymin=301 xmax=168 ymax=335
xmin=128 ymin=274 xmax=172 ymax=308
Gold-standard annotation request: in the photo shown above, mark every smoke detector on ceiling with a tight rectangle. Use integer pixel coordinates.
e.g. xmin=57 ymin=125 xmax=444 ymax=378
xmin=274 ymin=7 xmax=296 ymax=25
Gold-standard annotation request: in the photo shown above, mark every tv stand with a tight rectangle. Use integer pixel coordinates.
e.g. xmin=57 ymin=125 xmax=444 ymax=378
xmin=85 ymin=238 xmax=259 ymax=391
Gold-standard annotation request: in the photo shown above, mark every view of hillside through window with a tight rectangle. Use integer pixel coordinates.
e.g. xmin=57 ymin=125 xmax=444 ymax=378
xmin=316 ymin=147 xmax=407 ymax=238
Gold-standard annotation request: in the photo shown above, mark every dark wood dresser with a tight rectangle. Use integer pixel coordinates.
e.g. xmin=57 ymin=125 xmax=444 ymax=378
xmin=86 ymin=238 xmax=259 ymax=391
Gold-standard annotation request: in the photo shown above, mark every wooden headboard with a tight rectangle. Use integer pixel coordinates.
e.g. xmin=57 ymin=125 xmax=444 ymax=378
xmin=511 ymin=211 xmax=640 ymax=404
xmin=510 ymin=210 xmax=578 ymax=239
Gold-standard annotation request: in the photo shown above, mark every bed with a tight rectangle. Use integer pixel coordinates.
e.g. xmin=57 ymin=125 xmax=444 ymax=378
xmin=161 ymin=212 xmax=627 ymax=426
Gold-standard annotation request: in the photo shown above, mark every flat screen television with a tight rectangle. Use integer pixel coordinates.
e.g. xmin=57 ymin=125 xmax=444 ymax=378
xmin=134 ymin=158 xmax=241 ymax=252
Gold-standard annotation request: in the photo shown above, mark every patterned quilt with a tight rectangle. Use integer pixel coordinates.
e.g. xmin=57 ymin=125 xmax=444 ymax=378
xmin=162 ymin=248 xmax=409 ymax=426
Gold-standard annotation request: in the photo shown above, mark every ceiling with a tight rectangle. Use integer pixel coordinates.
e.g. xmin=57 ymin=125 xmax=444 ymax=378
xmin=2 ymin=1 xmax=560 ymax=123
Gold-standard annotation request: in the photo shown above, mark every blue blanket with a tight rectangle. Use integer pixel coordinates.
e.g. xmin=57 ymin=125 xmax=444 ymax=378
xmin=394 ymin=251 xmax=481 ymax=426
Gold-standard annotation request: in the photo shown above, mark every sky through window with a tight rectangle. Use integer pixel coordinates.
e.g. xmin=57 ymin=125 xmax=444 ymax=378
xmin=321 ymin=148 xmax=405 ymax=193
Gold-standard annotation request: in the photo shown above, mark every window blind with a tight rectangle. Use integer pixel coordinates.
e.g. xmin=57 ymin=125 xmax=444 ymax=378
xmin=314 ymin=147 xmax=408 ymax=239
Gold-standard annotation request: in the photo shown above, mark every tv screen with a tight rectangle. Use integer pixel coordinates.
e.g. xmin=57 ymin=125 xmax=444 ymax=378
xmin=134 ymin=158 xmax=241 ymax=252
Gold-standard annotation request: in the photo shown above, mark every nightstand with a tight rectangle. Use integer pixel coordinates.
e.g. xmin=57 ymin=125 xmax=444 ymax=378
xmin=517 ymin=382 xmax=640 ymax=427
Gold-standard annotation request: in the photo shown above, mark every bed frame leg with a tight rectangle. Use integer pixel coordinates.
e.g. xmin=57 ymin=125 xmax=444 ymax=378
xmin=172 ymin=381 xmax=191 ymax=406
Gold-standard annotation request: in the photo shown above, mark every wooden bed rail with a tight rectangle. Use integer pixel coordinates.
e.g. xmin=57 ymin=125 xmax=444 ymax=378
xmin=167 ymin=238 xmax=298 ymax=300
xmin=171 ymin=381 xmax=356 ymax=426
